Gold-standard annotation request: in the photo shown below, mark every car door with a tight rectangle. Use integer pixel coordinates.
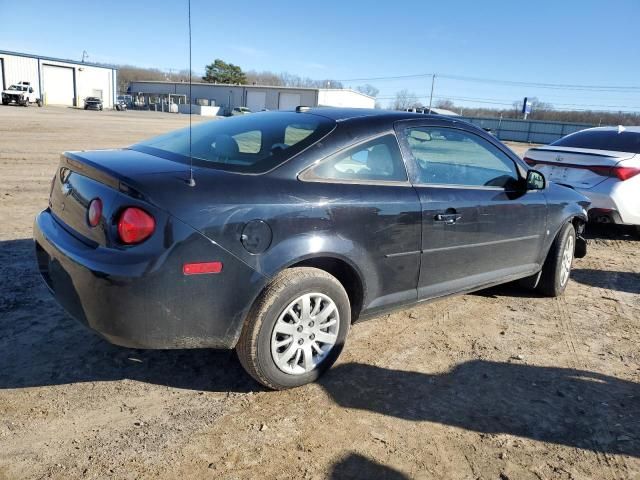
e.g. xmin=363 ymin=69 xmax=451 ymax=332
xmin=299 ymin=133 xmax=422 ymax=312
xmin=395 ymin=121 xmax=547 ymax=299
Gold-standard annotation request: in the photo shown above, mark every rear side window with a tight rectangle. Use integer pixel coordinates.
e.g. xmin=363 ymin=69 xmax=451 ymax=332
xmin=552 ymin=129 xmax=640 ymax=154
xmin=133 ymin=112 xmax=335 ymax=173
xmin=302 ymin=134 xmax=408 ymax=183
xmin=404 ymin=127 xmax=519 ymax=188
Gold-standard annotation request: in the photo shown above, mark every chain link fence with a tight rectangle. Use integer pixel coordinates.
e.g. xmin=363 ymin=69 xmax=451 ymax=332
xmin=458 ymin=116 xmax=594 ymax=144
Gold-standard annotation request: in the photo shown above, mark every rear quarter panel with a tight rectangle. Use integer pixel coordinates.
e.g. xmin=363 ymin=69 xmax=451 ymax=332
xmin=540 ymin=182 xmax=589 ymax=261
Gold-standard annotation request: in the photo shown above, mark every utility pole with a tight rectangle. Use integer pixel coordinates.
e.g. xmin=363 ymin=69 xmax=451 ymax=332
xmin=81 ymin=50 xmax=89 ymax=63
xmin=428 ymin=74 xmax=436 ymax=113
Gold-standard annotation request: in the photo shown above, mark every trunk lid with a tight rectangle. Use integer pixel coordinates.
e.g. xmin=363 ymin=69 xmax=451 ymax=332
xmin=524 ymin=146 xmax=636 ymax=189
xmin=49 ymin=148 xmax=192 ymax=247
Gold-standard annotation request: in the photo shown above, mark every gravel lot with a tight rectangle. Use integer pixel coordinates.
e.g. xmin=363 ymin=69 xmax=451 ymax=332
xmin=0 ymin=107 xmax=638 ymax=480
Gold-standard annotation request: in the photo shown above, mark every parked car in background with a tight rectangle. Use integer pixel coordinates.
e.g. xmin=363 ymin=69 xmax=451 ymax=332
xmin=115 ymin=98 xmax=127 ymax=111
xmin=231 ymin=106 xmax=251 ymax=116
xmin=524 ymin=126 xmax=640 ymax=236
xmin=2 ymin=81 xmax=42 ymax=107
xmin=84 ymin=97 xmax=103 ymax=110
xmin=34 ymin=109 xmax=589 ymax=390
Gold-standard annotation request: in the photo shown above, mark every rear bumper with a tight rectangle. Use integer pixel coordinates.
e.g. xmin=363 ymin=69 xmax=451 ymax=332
xmin=34 ymin=210 xmax=267 ymax=349
xmin=576 ymin=177 xmax=640 ymax=225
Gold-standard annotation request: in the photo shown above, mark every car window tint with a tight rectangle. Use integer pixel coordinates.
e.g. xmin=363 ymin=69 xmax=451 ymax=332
xmin=233 ymin=130 xmax=261 ymax=153
xmin=305 ymin=134 xmax=407 ymax=183
xmin=551 ymin=129 xmax=640 ymax=154
xmin=405 ymin=127 xmax=519 ymax=188
xmin=133 ymin=112 xmax=335 ymax=173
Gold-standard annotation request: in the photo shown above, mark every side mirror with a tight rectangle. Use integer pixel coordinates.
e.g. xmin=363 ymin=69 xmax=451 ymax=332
xmin=29 ymin=87 xmax=33 ymax=93
xmin=526 ymin=170 xmax=546 ymax=190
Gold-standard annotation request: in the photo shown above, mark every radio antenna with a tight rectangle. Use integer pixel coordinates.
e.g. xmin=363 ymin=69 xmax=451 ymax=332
xmin=186 ymin=0 xmax=196 ymax=187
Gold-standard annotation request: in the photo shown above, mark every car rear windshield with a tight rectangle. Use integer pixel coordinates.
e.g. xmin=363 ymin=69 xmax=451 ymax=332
xmin=551 ymin=129 xmax=640 ymax=154
xmin=132 ymin=111 xmax=335 ymax=173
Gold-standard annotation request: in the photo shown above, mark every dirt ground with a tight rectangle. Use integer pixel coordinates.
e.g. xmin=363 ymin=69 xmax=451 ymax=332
xmin=0 ymin=107 xmax=638 ymax=480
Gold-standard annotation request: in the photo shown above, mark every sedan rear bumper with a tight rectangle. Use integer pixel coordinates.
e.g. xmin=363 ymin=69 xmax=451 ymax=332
xmin=576 ymin=177 xmax=640 ymax=226
xmin=34 ymin=210 xmax=266 ymax=349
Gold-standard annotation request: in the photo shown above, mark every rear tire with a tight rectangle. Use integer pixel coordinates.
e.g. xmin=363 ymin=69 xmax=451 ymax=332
xmin=537 ymin=223 xmax=575 ymax=297
xmin=236 ymin=267 xmax=350 ymax=390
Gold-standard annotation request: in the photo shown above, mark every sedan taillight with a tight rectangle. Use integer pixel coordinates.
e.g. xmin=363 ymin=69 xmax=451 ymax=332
xmin=610 ymin=166 xmax=640 ymax=181
xmin=523 ymin=157 xmax=640 ymax=182
xmin=586 ymin=165 xmax=640 ymax=181
xmin=117 ymin=207 xmax=155 ymax=244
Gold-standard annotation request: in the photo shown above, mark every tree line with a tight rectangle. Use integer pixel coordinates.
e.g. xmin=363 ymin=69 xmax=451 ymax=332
xmin=115 ymin=59 xmax=638 ymax=125
xmin=393 ymin=89 xmax=640 ymax=126
xmin=116 ymin=59 xmax=380 ymax=97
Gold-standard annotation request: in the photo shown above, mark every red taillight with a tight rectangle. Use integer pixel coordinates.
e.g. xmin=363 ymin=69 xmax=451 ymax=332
xmin=587 ymin=166 xmax=612 ymax=177
xmin=117 ymin=207 xmax=155 ymax=244
xmin=183 ymin=261 xmax=223 ymax=275
xmin=611 ymin=166 xmax=640 ymax=181
xmin=523 ymin=157 xmax=537 ymax=166
xmin=87 ymin=198 xmax=103 ymax=227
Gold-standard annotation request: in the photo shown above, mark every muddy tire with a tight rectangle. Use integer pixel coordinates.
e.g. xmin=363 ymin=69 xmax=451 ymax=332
xmin=537 ymin=223 xmax=575 ymax=297
xmin=236 ymin=267 xmax=350 ymax=390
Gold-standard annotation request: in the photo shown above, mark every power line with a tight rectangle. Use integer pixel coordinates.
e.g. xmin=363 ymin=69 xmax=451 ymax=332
xmin=337 ymin=73 xmax=434 ymax=82
xmin=376 ymin=93 xmax=640 ymax=112
xmin=439 ymin=74 xmax=640 ymax=92
xmin=338 ymin=72 xmax=640 ymax=92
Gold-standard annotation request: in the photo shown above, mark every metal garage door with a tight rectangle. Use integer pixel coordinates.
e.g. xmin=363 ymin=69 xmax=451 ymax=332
xmin=43 ymin=65 xmax=75 ymax=106
xmin=246 ymin=91 xmax=266 ymax=112
xmin=278 ymin=92 xmax=301 ymax=110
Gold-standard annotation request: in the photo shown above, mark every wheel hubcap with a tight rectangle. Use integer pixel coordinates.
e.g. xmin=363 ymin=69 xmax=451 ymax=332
xmin=270 ymin=293 xmax=339 ymax=375
xmin=560 ymin=235 xmax=574 ymax=286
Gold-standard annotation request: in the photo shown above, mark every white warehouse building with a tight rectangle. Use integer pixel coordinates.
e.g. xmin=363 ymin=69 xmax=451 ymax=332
xmin=128 ymin=81 xmax=375 ymax=114
xmin=0 ymin=50 xmax=117 ymax=108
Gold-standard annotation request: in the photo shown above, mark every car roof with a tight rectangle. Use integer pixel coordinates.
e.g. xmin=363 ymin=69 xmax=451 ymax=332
xmin=578 ymin=126 xmax=640 ymax=133
xmin=302 ymin=107 xmax=444 ymax=122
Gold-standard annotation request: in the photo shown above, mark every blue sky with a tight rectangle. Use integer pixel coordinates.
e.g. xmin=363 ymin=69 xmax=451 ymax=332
xmin=3 ymin=0 xmax=640 ymax=111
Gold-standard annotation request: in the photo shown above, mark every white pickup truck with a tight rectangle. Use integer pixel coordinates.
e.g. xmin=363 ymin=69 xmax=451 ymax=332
xmin=2 ymin=81 xmax=42 ymax=107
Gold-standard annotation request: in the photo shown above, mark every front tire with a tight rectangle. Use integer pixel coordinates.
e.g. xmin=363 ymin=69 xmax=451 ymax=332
xmin=537 ymin=223 xmax=575 ymax=297
xmin=236 ymin=267 xmax=350 ymax=390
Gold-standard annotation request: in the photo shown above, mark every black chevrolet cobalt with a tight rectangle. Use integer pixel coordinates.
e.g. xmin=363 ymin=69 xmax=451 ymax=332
xmin=34 ymin=108 xmax=589 ymax=389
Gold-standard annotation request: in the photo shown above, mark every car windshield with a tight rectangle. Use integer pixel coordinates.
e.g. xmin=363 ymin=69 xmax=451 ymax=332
xmin=551 ymin=129 xmax=640 ymax=154
xmin=86 ymin=97 xmax=100 ymax=101
xmin=9 ymin=85 xmax=25 ymax=91
xmin=132 ymin=111 xmax=335 ymax=173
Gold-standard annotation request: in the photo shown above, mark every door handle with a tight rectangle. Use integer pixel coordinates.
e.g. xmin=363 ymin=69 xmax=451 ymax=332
xmin=434 ymin=213 xmax=462 ymax=224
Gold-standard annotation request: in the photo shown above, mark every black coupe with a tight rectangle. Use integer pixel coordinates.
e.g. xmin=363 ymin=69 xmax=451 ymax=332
xmin=34 ymin=108 xmax=589 ymax=389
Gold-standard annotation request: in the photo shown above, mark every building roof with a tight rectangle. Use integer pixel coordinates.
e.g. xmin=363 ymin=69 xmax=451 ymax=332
xmin=0 ymin=49 xmax=116 ymax=70
xmin=129 ymin=80 xmax=373 ymax=99
xmin=428 ymin=107 xmax=460 ymax=116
